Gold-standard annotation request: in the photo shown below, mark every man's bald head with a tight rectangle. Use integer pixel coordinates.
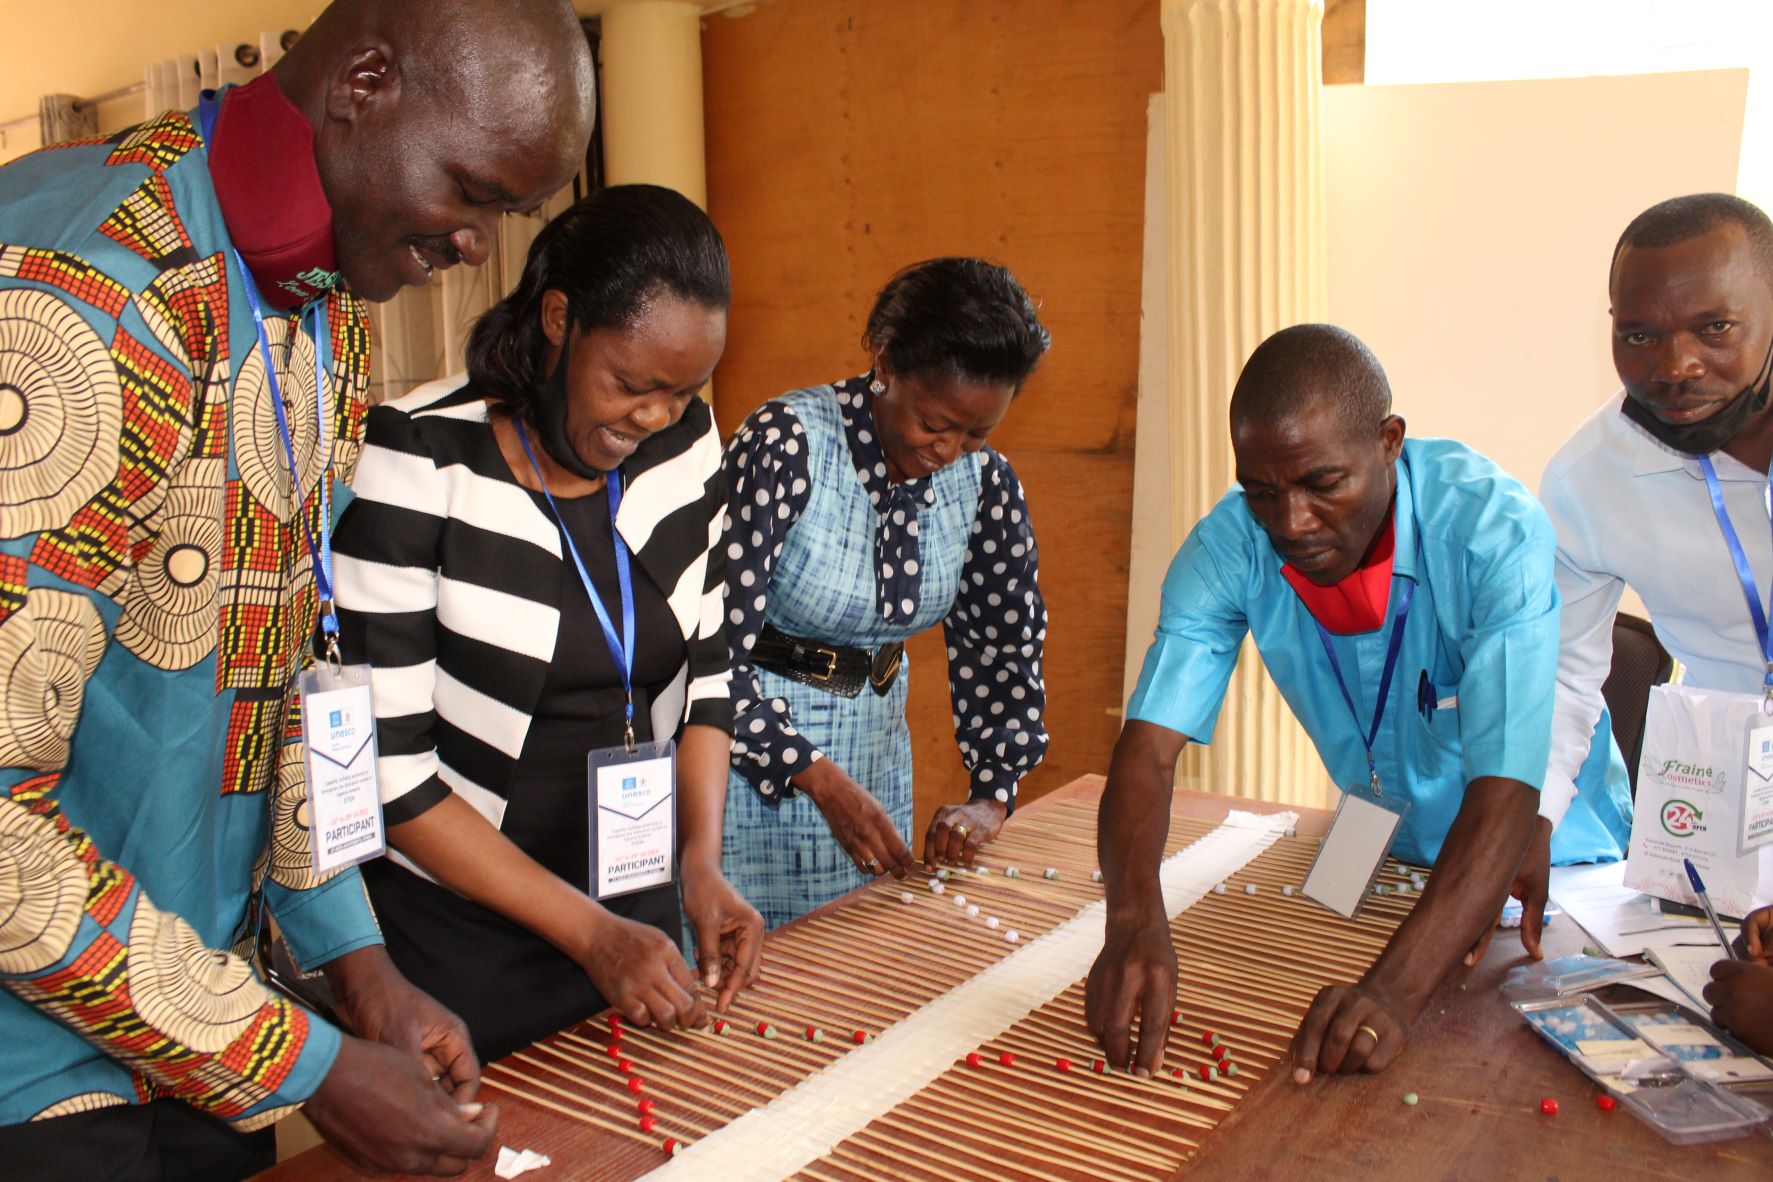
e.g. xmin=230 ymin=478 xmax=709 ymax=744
xmin=1229 ymin=325 xmax=1404 ymax=586
xmin=1229 ymin=324 xmax=1393 ymax=442
xmin=279 ymin=0 xmax=596 ymax=301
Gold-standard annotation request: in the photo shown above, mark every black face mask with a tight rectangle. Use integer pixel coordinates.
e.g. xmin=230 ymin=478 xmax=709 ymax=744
xmin=529 ymin=332 xmax=606 ymax=480
xmin=1621 ymin=334 xmax=1773 ymax=456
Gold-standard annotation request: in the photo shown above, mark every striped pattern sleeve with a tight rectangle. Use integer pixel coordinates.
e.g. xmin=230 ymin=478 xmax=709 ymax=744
xmin=675 ymin=411 xmax=735 ymax=733
xmin=332 ymin=402 xmax=450 ymax=826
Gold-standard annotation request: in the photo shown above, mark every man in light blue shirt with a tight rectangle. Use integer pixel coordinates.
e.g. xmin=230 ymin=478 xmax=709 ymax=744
xmin=1542 ymin=193 xmax=1773 ymax=1063
xmin=1087 ymin=325 xmax=1631 ymax=1084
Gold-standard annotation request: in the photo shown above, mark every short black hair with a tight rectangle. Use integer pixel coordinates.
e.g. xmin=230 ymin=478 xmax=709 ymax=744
xmin=1229 ymin=324 xmax=1392 ymax=438
xmin=466 ymin=184 xmax=730 ymax=414
xmin=1611 ymin=193 xmax=1773 ymax=289
xmin=863 ymin=257 xmax=1051 ymax=389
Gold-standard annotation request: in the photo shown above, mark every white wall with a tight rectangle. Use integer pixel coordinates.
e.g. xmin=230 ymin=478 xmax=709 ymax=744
xmin=1323 ymin=70 xmax=1748 ymax=494
xmin=1128 ymin=68 xmax=1749 ymax=695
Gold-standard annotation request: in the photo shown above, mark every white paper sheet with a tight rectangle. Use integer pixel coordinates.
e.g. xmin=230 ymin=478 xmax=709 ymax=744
xmin=1548 ymin=861 xmax=1713 ymax=958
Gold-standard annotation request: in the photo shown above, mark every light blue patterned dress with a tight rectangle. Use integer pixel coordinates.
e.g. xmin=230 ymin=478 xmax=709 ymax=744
xmin=722 ymin=377 xmax=1049 ymax=927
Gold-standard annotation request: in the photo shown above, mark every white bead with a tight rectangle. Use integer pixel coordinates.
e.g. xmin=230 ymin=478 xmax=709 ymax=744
xmin=953 ymin=894 xmax=967 ymax=907
xmin=930 ymin=880 xmax=945 ymax=896
xmin=1004 ymin=930 xmax=1020 ymax=944
xmin=1243 ymin=883 xmax=1257 ymax=896
xmin=966 ymin=905 xmax=979 ymax=918
xmin=1091 ymin=869 xmax=1103 ymax=883
xmin=1212 ymin=883 xmax=1226 ymax=895
xmin=985 ymin=916 xmax=1000 ymax=930
xmin=900 ymin=891 xmax=914 ymax=905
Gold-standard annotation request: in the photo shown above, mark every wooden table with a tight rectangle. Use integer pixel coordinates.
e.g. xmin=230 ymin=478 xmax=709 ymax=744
xmin=259 ymin=778 xmax=1773 ymax=1181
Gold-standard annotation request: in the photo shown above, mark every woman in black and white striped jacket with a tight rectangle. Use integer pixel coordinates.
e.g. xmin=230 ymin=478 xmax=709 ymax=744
xmin=332 ymin=186 xmax=762 ymax=1061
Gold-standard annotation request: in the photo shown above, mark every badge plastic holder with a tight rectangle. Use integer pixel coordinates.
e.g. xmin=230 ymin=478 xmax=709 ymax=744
xmin=298 ymin=662 xmax=385 ymax=875
xmin=1501 ymin=953 xmax=1662 ymax=1002
xmin=587 ymin=738 xmax=676 ymax=902
xmin=1610 ymin=999 xmax=1773 ymax=1086
xmin=1513 ymin=996 xmax=1772 ymax=1144
xmin=1302 ymin=783 xmax=1408 ymax=920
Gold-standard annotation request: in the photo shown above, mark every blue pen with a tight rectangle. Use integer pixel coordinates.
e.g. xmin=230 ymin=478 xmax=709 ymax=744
xmin=1683 ymin=858 xmax=1743 ymax=961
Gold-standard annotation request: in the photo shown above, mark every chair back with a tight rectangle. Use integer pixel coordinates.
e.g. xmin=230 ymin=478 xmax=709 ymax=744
xmin=1602 ymin=612 xmax=1675 ymax=798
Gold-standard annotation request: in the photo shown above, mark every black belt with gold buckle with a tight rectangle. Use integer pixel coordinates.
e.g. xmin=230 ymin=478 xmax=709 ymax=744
xmin=750 ymin=623 xmax=903 ymax=699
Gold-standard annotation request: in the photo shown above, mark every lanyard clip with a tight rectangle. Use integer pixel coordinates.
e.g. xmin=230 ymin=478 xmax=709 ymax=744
xmin=1369 ymin=768 xmax=1383 ymax=797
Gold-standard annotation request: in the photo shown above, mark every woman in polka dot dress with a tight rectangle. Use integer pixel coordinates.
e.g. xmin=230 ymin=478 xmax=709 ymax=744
xmin=720 ymin=257 xmax=1053 ymax=928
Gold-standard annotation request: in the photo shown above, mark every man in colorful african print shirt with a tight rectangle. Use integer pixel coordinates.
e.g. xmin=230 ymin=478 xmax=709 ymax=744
xmin=0 ymin=3 xmax=594 ymax=1178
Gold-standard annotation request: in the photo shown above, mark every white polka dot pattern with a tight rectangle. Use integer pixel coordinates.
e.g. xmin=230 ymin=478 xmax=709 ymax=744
xmin=722 ymin=378 xmax=1049 ymax=811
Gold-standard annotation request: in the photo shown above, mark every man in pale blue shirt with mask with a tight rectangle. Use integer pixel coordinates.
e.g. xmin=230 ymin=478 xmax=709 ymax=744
xmin=1086 ymin=325 xmax=1632 ymax=1084
xmin=1541 ymin=193 xmax=1773 ymax=1060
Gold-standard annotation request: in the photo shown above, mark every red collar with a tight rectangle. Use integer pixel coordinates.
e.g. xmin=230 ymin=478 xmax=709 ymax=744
xmin=1280 ymin=509 xmax=1397 ymax=635
xmin=207 ymin=74 xmax=340 ymax=310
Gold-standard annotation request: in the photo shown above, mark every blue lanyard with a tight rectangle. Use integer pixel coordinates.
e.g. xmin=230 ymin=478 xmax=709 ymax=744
xmin=1698 ymin=455 xmax=1773 ymax=700
xmin=517 ymin=426 xmax=639 ymax=748
xmin=196 ymin=93 xmax=339 ymax=654
xmin=1314 ymin=578 xmax=1416 ymax=796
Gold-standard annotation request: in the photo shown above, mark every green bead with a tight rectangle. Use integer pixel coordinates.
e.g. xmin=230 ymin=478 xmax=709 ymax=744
xmin=762 ymin=1026 xmax=778 ymax=1040
xmin=936 ymin=868 xmax=951 ymax=881
xmin=975 ymin=867 xmax=990 ymax=876
xmin=1005 ymin=867 xmax=1020 ymax=878
xmin=1043 ymin=868 xmax=1059 ymax=880
xmin=1403 ymin=1092 xmax=1419 ymax=1106
xmin=1225 ymin=1062 xmax=1240 ymax=1077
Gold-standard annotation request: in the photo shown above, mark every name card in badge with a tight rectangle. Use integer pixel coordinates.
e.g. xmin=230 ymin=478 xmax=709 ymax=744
xmin=589 ymin=740 xmax=676 ymax=900
xmin=1303 ymin=785 xmax=1409 ymax=919
xmin=1743 ymin=719 xmax=1773 ymax=854
xmin=299 ymin=664 xmax=385 ymax=875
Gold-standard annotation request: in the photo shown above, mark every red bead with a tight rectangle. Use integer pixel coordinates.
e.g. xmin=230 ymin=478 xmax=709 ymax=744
xmin=606 ymin=1044 xmax=622 ymax=1058
xmin=637 ymin=1099 xmax=655 ymax=1115
xmin=663 ymin=1138 xmax=679 ymax=1157
xmin=1201 ymin=1030 xmax=1216 ymax=1046
xmin=1056 ymin=1057 xmax=1072 ymax=1072
xmin=852 ymin=1029 xmax=869 ymax=1044
xmin=757 ymin=1021 xmax=772 ymax=1036
xmin=1539 ymin=1098 xmax=1558 ymax=1116
xmin=806 ymin=1026 xmax=819 ymax=1041
xmin=998 ymin=1051 xmax=1016 ymax=1067
xmin=1199 ymin=1065 xmax=1213 ymax=1081
xmin=1092 ymin=1059 xmax=1107 ymax=1074
xmin=1596 ymin=1095 xmax=1616 ymax=1113
xmin=618 ymin=1059 xmax=633 ymax=1075
xmin=639 ymin=1116 xmax=656 ymax=1133
xmin=608 ymin=1014 xmax=623 ymax=1029
xmin=1212 ymin=1044 xmax=1228 ymax=1061
xmin=627 ymin=1077 xmax=645 ymax=1093
xmin=1172 ymin=1068 xmax=1185 ymax=1079
xmin=1170 ymin=1009 xmax=1181 ymax=1026
xmin=966 ymin=1052 xmax=983 ymax=1068
xmin=712 ymin=1019 xmax=728 ymax=1035
xmin=1215 ymin=1061 xmax=1229 ymax=1076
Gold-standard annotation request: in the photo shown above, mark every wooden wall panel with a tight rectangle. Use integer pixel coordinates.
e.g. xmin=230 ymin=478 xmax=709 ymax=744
xmin=703 ymin=0 xmax=1160 ymax=838
xmin=1323 ymin=0 xmax=1366 ymax=85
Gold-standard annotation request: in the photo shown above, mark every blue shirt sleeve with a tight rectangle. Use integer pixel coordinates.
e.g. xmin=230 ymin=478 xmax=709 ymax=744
xmin=943 ymin=451 xmax=1048 ymax=811
xmin=1453 ymin=513 xmax=1560 ymax=791
xmin=722 ymin=401 xmax=820 ymax=803
xmin=1125 ymin=497 xmax=1253 ymax=742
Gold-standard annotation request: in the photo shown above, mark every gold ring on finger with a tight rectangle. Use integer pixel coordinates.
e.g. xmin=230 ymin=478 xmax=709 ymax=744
xmin=1355 ymin=1024 xmax=1380 ymax=1045
xmin=954 ymin=824 xmax=969 ymax=838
